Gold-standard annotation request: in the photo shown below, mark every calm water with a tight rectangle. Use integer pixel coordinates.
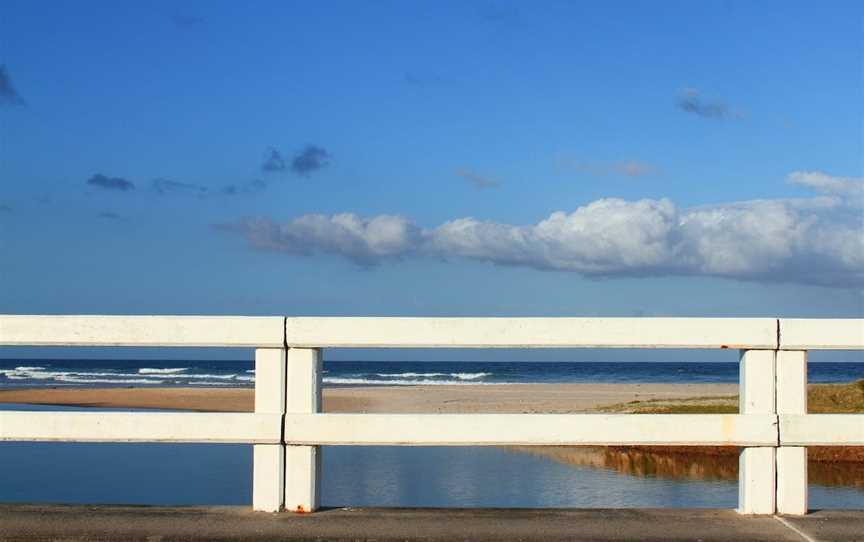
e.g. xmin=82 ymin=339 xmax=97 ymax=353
xmin=0 ymin=404 xmax=861 ymax=509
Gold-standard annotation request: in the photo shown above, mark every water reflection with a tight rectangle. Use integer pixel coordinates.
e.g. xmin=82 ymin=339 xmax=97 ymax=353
xmin=510 ymin=446 xmax=864 ymax=490
xmin=321 ymin=446 xmax=738 ymax=508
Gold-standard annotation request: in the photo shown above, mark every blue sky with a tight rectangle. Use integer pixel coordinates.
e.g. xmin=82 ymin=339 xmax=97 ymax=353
xmin=1 ymin=0 xmax=862 ymax=334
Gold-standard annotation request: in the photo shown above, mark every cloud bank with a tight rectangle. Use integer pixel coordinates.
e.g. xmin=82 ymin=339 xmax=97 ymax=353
xmin=218 ymin=172 xmax=863 ymax=287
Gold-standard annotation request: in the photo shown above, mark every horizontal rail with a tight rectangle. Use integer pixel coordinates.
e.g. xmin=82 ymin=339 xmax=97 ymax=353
xmin=285 ymin=317 xmax=779 ymax=349
xmin=779 ymin=414 xmax=864 ymax=446
xmin=779 ymin=319 xmax=864 ymax=350
xmin=0 ymin=315 xmax=285 ymax=347
xmin=283 ymin=413 xmax=778 ymax=446
xmin=0 ymin=412 xmax=282 ymax=443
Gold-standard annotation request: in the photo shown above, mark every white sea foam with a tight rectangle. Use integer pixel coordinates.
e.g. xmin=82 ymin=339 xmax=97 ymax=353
xmin=161 ymin=373 xmax=238 ymax=380
xmin=374 ymin=372 xmax=446 ymax=378
xmin=0 ymin=366 xmax=246 ymax=385
xmin=324 ymin=377 xmax=500 ymax=386
xmin=452 ymin=372 xmax=490 ymax=380
xmin=371 ymin=372 xmax=491 ymax=381
xmin=55 ymin=376 xmax=164 ymax=385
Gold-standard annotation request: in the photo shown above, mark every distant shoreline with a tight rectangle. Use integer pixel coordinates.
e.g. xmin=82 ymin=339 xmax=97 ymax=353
xmin=0 ymin=382 xmax=737 ymax=413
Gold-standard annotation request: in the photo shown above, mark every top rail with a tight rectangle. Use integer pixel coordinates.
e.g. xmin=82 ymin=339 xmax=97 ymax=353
xmin=3 ymin=315 xmax=862 ymax=350
xmin=779 ymin=319 xmax=864 ymax=350
xmin=0 ymin=315 xmax=286 ymax=347
xmin=285 ymin=317 xmax=779 ymax=349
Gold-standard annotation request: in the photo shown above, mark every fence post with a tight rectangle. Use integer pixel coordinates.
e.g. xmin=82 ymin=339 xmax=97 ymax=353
xmin=252 ymin=347 xmax=287 ymax=512
xmin=776 ymin=350 xmax=808 ymax=515
xmin=284 ymin=347 xmax=322 ymax=513
xmin=738 ymin=349 xmax=776 ymax=514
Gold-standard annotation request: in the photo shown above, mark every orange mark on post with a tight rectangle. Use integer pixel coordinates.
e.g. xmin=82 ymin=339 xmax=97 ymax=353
xmin=720 ymin=345 xmax=729 ymax=349
xmin=294 ymin=505 xmax=309 ymax=514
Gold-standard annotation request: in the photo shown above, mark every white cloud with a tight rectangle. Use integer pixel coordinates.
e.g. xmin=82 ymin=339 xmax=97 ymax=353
xmin=219 ymin=213 xmax=421 ymax=265
xmin=787 ymin=171 xmax=864 ymax=201
xmin=219 ymin=178 xmax=864 ymax=287
xmin=430 ymin=198 xmax=678 ymax=274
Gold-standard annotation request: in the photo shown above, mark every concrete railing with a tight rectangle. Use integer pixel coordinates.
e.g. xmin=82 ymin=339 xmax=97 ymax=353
xmin=1 ymin=316 xmax=862 ymax=515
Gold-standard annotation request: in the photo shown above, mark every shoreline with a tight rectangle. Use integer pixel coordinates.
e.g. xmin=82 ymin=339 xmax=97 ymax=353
xmin=0 ymin=383 xmax=738 ymax=414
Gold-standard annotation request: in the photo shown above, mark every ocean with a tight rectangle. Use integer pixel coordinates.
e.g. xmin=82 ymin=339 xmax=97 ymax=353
xmin=2 ymin=359 xmax=863 ymax=389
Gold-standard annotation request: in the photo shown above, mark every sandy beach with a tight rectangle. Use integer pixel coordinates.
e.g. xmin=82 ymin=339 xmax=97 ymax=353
xmin=0 ymin=383 xmax=737 ymax=413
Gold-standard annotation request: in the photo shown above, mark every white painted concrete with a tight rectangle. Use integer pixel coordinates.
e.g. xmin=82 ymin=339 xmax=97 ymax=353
xmin=738 ymin=350 xmax=777 ymax=515
xmin=779 ymin=318 xmax=864 ymax=350
xmin=285 ymin=317 xmax=778 ymax=349
xmin=284 ymin=445 xmax=321 ymax=514
xmin=0 ymin=315 xmax=285 ymax=347
xmin=283 ymin=413 xmax=777 ymax=446
xmin=739 ymin=447 xmax=776 ymax=515
xmin=253 ymin=348 xmax=287 ymax=512
xmin=777 ymin=448 xmax=808 ymax=516
xmin=779 ymin=414 xmax=864 ymax=445
xmin=284 ymin=348 xmax=322 ymax=513
xmin=775 ymin=351 xmax=808 ymax=515
xmin=0 ymin=412 xmax=281 ymax=442
xmin=253 ymin=445 xmax=284 ymax=513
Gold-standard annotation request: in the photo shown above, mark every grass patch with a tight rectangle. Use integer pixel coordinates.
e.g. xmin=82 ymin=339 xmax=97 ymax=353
xmin=809 ymin=379 xmax=864 ymax=413
xmin=604 ymin=380 xmax=864 ymax=414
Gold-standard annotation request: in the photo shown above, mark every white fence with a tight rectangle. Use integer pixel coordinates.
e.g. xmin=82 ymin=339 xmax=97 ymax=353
xmin=1 ymin=315 xmax=862 ymax=515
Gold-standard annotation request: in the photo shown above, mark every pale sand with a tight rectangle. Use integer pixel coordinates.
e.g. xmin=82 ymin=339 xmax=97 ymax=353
xmin=0 ymin=383 xmax=737 ymax=413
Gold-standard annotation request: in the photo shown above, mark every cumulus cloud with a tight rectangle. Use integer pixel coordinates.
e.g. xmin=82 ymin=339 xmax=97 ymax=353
xmin=216 ymin=213 xmax=421 ymax=266
xmin=292 ymin=145 xmax=330 ymax=175
xmin=677 ymin=88 xmax=742 ymax=120
xmin=0 ymin=65 xmax=26 ymax=107
xmin=87 ymin=174 xmax=135 ymax=191
xmin=261 ymin=148 xmax=286 ymax=173
xmin=456 ymin=169 xmax=500 ymax=189
xmin=217 ymin=179 xmax=863 ymax=287
xmin=429 ymin=199 xmax=680 ymax=274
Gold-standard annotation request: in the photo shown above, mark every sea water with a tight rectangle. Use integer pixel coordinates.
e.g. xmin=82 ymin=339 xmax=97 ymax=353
xmin=2 ymin=359 xmax=863 ymax=388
